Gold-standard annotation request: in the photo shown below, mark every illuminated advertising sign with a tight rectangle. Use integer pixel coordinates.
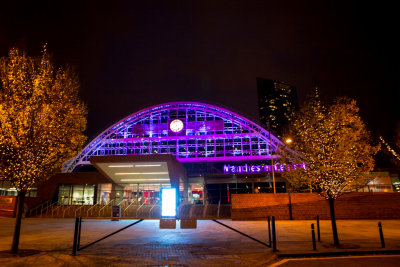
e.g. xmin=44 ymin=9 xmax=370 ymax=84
xmin=161 ymin=188 xmax=177 ymax=217
xmin=223 ymin=163 xmax=306 ymax=174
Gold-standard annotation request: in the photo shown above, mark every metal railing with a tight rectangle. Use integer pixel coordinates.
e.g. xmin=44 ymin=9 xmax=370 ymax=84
xmin=203 ymin=203 xmax=208 ymax=218
xmin=75 ymin=205 xmax=86 ymax=217
xmin=98 ymin=200 xmax=113 ymax=217
xmin=123 ymin=199 xmax=137 ymax=217
xmin=44 ymin=201 xmax=59 ymax=217
xmin=28 ymin=201 xmax=50 ymax=217
xmin=217 ymin=199 xmax=221 ymax=218
xmin=27 ymin=198 xmax=235 ymax=219
xmin=149 ymin=200 xmax=159 ymax=216
xmin=87 ymin=203 xmax=100 ymax=217
xmin=136 ymin=201 xmax=146 ymax=217
xmin=189 ymin=205 xmax=194 ymax=218
xmin=52 ymin=202 xmax=65 ymax=217
xmin=116 ymin=199 xmax=126 ymax=206
xmin=62 ymin=205 xmax=73 ymax=218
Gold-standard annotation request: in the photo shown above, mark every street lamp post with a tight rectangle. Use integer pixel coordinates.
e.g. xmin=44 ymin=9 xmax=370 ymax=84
xmin=268 ymin=130 xmax=276 ymax=194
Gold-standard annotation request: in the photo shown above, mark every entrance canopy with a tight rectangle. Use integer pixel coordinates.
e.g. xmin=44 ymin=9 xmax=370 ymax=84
xmin=90 ymin=154 xmax=187 ymax=191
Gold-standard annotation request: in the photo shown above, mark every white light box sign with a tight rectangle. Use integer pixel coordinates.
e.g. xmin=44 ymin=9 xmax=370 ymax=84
xmin=161 ymin=188 xmax=177 ymax=217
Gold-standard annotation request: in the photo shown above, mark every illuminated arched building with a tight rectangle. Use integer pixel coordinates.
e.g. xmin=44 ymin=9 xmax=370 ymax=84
xmin=51 ymin=102 xmax=289 ymax=205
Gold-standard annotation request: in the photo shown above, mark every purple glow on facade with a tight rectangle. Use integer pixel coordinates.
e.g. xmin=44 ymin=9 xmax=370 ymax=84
xmin=63 ymin=102 xmax=285 ymax=172
xmin=223 ymin=162 xmax=307 ymax=174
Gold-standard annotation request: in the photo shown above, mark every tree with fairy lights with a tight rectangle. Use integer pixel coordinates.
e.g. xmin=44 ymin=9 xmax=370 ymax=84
xmin=0 ymin=46 xmax=87 ymax=253
xmin=379 ymin=123 xmax=400 ymax=166
xmin=279 ymin=89 xmax=379 ymax=246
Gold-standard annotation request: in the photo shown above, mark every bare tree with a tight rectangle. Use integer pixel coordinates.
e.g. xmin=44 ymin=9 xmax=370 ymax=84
xmin=0 ymin=46 xmax=87 ymax=253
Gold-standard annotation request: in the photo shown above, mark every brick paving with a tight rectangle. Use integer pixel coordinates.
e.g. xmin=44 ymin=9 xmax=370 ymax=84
xmin=0 ymin=218 xmax=399 ymax=266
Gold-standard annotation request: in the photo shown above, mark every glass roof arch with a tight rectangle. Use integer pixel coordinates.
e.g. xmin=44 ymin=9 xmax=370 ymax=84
xmin=63 ymin=102 xmax=284 ymax=172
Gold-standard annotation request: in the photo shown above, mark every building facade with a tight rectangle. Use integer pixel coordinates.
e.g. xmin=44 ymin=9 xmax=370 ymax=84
xmin=54 ymin=101 xmax=292 ymax=206
xmin=1 ymin=101 xmax=398 ymax=218
xmin=257 ymin=77 xmax=298 ymax=138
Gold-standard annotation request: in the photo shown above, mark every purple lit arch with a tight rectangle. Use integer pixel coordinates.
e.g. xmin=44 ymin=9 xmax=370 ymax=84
xmin=63 ymin=102 xmax=283 ymax=172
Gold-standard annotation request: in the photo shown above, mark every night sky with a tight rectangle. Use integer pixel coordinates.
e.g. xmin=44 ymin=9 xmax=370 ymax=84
xmin=1 ymin=1 xmax=399 ymax=143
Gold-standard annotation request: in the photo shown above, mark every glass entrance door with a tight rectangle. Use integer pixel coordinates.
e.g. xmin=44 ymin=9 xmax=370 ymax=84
xmin=120 ymin=184 xmax=170 ymax=204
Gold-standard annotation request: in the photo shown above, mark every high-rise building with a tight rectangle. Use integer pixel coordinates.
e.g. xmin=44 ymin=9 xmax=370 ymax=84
xmin=257 ymin=77 xmax=298 ymax=138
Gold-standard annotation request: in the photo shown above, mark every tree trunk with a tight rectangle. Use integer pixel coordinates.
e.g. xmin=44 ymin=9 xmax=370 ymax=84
xmin=11 ymin=190 xmax=26 ymax=254
xmin=288 ymin=192 xmax=293 ymax=220
xmin=328 ymin=197 xmax=339 ymax=246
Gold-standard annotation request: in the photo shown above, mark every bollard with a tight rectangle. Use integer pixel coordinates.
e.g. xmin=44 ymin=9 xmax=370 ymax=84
xmin=271 ymin=216 xmax=277 ymax=252
xmin=378 ymin=221 xmax=385 ymax=248
xmin=316 ymin=215 xmax=320 ymax=242
xmin=72 ymin=217 xmax=80 ymax=255
xmin=268 ymin=216 xmax=271 ymax=247
xmin=77 ymin=217 xmax=82 ymax=250
xmin=311 ymin=223 xmax=316 ymax=250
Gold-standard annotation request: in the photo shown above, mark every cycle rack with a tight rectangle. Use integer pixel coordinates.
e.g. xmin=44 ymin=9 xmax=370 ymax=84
xmin=71 ymin=216 xmax=277 ymax=255
xmin=72 ymin=217 xmax=143 ymax=255
xmin=212 ymin=219 xmax=273 ymax=249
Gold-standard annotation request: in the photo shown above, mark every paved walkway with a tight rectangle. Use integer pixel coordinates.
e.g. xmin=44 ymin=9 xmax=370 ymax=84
xmin=0 ymin=218 xmax=399 ymax=266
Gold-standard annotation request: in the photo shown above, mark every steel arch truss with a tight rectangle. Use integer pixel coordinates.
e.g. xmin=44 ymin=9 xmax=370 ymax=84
xmin=63 ymin=102 xmax=283 ymax=172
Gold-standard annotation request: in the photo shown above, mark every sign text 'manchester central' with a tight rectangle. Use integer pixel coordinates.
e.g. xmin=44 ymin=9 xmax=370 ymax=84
xmin=223 ymin=163 xmax=306 ymax=174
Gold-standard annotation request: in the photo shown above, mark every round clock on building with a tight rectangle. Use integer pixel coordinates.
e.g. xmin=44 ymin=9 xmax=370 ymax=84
xmin=169 ymin=119 xmax=184 ymax=133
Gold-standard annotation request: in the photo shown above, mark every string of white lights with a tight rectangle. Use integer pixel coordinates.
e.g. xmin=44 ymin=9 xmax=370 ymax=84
xmin=379 ymin=136 xmax=400 ymax=162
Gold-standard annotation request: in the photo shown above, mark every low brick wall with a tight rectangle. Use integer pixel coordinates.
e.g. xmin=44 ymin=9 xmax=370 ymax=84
xmin=0 ymin=196 xmax=16 ymax=217
xmin=231 ymin=192 xmax=400 ymax=220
